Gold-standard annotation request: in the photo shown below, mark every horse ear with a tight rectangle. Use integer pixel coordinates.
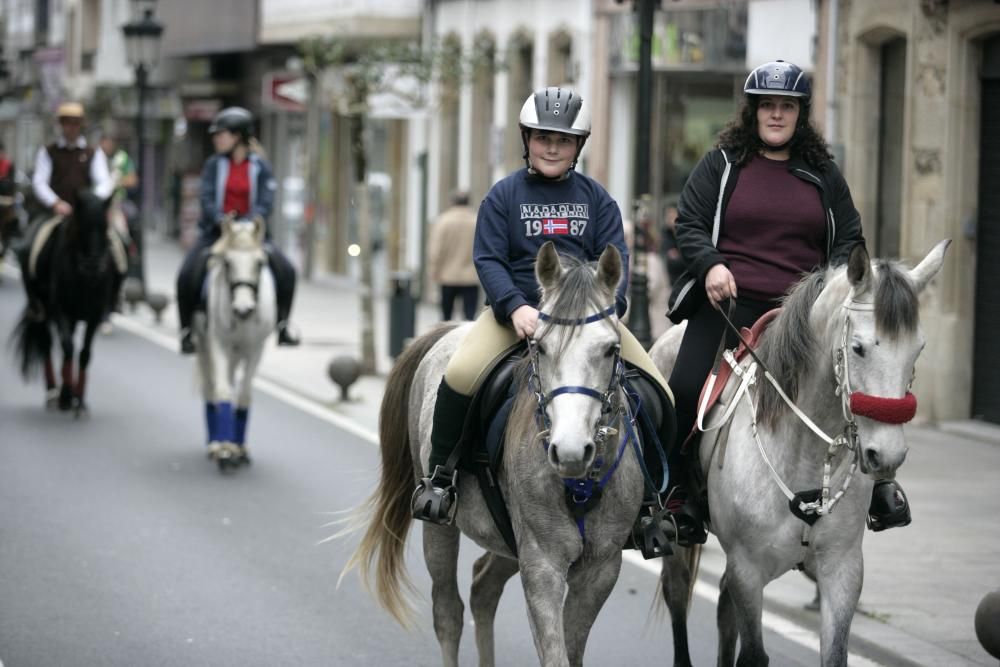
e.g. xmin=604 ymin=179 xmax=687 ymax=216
xmin=847 ymin=243 xmax=871 ymax=292
xmin=908 ymin=239 xmax=950 ymax=293
xmin=536 ymin=241 xmax=563 ymax=292
xmin=221 ymin=215 xmax=234 ymax=240
xmin=595 ymin=244 xmax=622 ymax=294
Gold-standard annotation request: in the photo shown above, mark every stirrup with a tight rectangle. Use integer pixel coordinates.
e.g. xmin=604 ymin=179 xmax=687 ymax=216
xmin=631 ymin=506 xmax=674 ymax=559
xmin=411 ymin=466 xmax=458 ymax=525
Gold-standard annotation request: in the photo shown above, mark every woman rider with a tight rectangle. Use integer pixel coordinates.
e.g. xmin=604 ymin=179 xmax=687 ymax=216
xmin=664 ymin=60 xmax=911 ymax=546
xmin=175 ymin=106 xmax=300 ymax=353
xmin=411 ymin=87 xmax=675 ymax=555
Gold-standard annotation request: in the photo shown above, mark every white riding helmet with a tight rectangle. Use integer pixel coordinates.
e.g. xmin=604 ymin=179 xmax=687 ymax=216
xmin=518 ymin=87 xmax=591 ymax=137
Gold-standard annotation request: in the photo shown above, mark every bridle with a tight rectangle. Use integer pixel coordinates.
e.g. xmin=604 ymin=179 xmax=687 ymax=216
xmin=704 ymin=293 xmax=918 ymax=527
xmin=526 ymin=303 xmax=639 ymax=539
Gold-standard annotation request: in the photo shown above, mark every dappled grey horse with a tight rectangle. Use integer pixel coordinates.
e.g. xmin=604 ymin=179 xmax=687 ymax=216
xmin=343 ymin=243 xmax=647 ymax=666
xmin=651 ymin=241 xmax=949 ymax=666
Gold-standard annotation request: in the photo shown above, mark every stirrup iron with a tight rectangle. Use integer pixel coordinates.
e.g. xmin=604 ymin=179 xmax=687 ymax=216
xmin=411 ymin=466 xmax=458 ymax=525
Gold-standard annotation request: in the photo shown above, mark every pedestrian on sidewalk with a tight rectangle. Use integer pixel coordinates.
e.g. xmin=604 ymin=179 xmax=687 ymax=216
xmin=175 ymin=106 xmax=300 ymax=354
xmin=426 ymin=191 xmax=480 ymax=321
xmin=662 ymin=59 xmax=910 ymax=543
xmin=410 ymin=86 xmax=675 ymax=545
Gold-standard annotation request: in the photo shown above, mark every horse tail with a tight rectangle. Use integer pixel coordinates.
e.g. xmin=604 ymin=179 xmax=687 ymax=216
xmin=684 ymin=543 xmax=702 ymax=609
xmin=9 ymin=307 xmax=51 ymax=381
xmin=340 ymin=323 xmax=457 ymax=628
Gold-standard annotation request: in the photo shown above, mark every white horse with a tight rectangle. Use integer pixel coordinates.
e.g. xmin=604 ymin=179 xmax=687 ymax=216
xmin=193 ymin=217 xmax=276 ymax=470
xmin=653 ymin=241 xmax=948 ymax=666
xmin=343 ymin=243 xmax=647 ymax=667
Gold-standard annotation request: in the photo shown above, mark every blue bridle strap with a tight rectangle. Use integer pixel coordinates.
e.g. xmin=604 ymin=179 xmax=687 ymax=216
xmin=546 ymin=385 xmax=605 ymax=402
xmin=537 ymin=305 xmax=616 ymax=326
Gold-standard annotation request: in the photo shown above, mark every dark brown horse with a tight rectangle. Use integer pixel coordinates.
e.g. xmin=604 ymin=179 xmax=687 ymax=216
xmin=10 ymin=192 xmax=114 ymax=414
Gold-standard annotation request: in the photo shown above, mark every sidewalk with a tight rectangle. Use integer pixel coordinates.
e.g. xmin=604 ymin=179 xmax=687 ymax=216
xmin=127 ymin=234 xmax=999 ymax=666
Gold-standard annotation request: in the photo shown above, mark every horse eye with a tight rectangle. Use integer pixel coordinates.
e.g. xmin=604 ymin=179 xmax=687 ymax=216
xmin=535 ymin=343 xmax=546 ymax=356
xmin=605 ymin=344 xmax=620 ymax=358
xmin=852 ymin=342 xmax=865 ymax=357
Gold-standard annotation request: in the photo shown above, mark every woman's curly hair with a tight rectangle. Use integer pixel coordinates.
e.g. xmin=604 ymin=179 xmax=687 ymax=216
xmin=716 ymin=95 xmax=833 ymax=169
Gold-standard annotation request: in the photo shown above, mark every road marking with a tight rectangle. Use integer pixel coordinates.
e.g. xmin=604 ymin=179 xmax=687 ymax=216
xmin=623 ymin=548 xmax=881 ymax=665
xmin=0 ymin=260 xmax=881 ymax=664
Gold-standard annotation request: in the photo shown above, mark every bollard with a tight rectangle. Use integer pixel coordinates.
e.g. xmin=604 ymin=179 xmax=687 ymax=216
xmin=389 ymin=271 xmax=416 ymax=360
xmin=122 ymin=277 xmax=144 ymax=312
xmin=327 ymin=356 xmax=362 ymax=402
xmin=975 ymin=590 xmax=1000 ymax=659
xmin=146 ymin=292 xmax=168 ymax=324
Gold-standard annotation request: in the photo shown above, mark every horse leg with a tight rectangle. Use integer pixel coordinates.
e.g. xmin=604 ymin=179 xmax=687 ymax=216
xmin=518 ymin=547 xmax=570 ymax=666
xmin=57 ymin=319 xmax=75 ymax=411
xmin=44 ymin=352 xmax=58 ymax=408
xmin=661 ymin=546 xmax=695 ymax=667
xmin=469 ymin=552 xmax=519 ymax=667
xmin=719 ymin=558 xmax=768 ymax=666
xmin=816 ymin=548 xmax=863 ymax=666
xmin=716 ymin=570 xmax=739 ymax=667
xmin=208 ymin=339 xmax=236 ymax=460
xmin=233 ymin=344 xmax=265 ymax=462
xmin=74 ymin=319 xmax=98 ymax=416
xmin=422 ymin=523 xmax=464 ymax=667
xmin=563 ymin=553 xmax=622 ymax=667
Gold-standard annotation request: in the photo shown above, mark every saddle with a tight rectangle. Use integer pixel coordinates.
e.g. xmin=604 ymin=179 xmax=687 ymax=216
xmin=683 ymin=308 xmax=781 ymax=450
xmin=452 ymin=345 xmax=674 ymax=555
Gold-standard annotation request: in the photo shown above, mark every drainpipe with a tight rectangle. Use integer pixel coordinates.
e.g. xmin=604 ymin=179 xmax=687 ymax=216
xmin=825 ymin=0 xmax=839 ymax=147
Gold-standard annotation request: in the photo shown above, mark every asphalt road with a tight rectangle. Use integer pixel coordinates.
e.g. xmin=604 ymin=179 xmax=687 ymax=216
xmin=0 ymin=278 xmax=822 ymax=666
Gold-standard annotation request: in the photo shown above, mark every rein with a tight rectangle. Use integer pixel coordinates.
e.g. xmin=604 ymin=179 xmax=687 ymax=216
xmin=704 ymin=296 xmax=917 ymax=526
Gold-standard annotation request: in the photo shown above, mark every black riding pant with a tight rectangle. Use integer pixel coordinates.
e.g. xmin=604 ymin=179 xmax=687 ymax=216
xmin=667 ymin=296 xmax=778 ymax=452
xmin=440 ymin=284 xmax=479 ymax=321
xmin=176 ymin=235 xmax=297 ymax=330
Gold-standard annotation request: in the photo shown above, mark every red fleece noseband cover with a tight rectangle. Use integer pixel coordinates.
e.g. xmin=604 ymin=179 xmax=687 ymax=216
xmin=849 ymin=391 xmax=917 ymax=424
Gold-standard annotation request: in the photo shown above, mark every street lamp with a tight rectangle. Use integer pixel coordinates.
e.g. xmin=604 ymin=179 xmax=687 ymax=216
xmin=121 ymin=0 xmax=164 ymax=294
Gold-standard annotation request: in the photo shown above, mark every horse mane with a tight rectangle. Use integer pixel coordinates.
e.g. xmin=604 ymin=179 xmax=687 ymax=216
xmin=754 ymin=258 xmax=920 ymax=428
xmin=873 ymin=259 xmax=919 ymax=339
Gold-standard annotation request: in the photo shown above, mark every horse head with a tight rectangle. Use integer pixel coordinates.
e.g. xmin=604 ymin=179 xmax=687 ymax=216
xmin=532 ymin=241 xmax=623 ymax=479
xmin=216 ymin=216 xmax=267 ymax=321
xmin=822 ymin=240 xmax=949 ymax=477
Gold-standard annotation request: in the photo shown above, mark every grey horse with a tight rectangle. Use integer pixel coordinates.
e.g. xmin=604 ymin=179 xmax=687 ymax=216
xmin=343 ymin=242 xmax=647 ymax=666
xmin=652 ymin=241 xmax=949 ymax=666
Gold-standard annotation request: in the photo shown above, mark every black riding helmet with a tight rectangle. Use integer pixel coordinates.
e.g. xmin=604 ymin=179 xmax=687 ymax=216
xmin=744 ymin=60 xmax=811 ymax=99
xmin=518 ymin=87 xmax=591 ymax=176
xmin=209 ymin=106 xmax=255 ymax=140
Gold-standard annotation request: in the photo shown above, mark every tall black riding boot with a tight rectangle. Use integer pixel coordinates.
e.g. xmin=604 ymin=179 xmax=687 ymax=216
xmin=868 ymin=479 xmax=911 ymax=531
xmin=411 ymin=379 xmax=473 ymax=525
xmin=268 ymin=249 xmax=300 ymax=346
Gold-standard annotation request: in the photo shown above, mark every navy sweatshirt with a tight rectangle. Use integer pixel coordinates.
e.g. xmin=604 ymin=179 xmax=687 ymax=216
xmin=473 ymin=168 xmax=630 ymax=324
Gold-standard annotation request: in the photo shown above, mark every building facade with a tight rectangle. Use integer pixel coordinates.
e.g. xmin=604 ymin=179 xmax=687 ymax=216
xmin=817 ymin=0 xmax=1000 ymax=423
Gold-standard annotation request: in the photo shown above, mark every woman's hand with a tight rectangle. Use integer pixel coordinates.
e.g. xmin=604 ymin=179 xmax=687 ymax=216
xmin=511 ymin=305 xmax=540 ymax=339
xmin=705 ymin=264 xmax=737 ymax=309
xmin=54 ymin=200 xmax=73 ymax=217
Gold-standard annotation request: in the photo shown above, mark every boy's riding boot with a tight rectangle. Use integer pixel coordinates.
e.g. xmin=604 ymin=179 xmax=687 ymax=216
xmin=867 ymin=479 xmax=911 ymax=531
xmin=411 ymin=379 xmax=472 ymax=525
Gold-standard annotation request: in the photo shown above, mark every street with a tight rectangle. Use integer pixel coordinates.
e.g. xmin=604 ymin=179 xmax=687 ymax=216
xmin=0 ymin=277 xmax=832 ymax=666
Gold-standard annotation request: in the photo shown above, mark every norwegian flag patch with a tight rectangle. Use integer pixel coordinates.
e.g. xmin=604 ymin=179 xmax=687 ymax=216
xmin=542 ymin=218 xmax=569 ymax=235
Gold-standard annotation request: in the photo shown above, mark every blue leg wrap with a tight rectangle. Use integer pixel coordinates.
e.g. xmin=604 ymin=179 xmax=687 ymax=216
xmin=234 ymin=407 xmax=249 ymax=446
xmin=215 ymin=401 xmax=235 ymax=443
xmin=204 ymin=403 xmax=217 ymax=444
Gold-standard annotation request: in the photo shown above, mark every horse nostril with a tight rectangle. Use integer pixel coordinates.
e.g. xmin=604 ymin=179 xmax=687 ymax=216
xmin=583 ymin=442 xmax=595 ymax=463
xmin=865 ymin=448 xmax=880 ymax=470
xmin=549 ymin=445 xmax=560 ymax=465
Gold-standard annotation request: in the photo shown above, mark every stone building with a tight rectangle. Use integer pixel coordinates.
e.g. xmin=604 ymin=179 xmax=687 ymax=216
xmin=816 ymin=0 xmax=1000 ymax=423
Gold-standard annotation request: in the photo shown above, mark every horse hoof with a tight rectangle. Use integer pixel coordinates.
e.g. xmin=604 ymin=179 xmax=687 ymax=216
xmin=45 ymin=389 xmax=59 ymax=410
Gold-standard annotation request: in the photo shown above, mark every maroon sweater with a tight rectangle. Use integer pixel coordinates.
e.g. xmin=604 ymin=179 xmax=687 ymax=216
xmin=717 ymin=155 xmax=826 ymax=300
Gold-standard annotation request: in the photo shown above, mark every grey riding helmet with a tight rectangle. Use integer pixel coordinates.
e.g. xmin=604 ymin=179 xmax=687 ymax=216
xmin=518 ymin=87 xmax=591 ymax=171
xmin=743 ymin=60 xmax=811 ymax=99
xmin=208 ymin=106 xmax=255 ymax=139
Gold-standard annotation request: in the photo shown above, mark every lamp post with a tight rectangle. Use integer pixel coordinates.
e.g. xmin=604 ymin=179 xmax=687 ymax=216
xmin=628 ymin=0 xmax=658 ymax=349
xmin=121 ymin=0 xmax=163 ymax=294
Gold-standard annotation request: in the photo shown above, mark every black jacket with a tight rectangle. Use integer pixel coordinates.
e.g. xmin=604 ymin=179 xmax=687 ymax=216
xmin=667 ymin=147 xmax=864 ymax=323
